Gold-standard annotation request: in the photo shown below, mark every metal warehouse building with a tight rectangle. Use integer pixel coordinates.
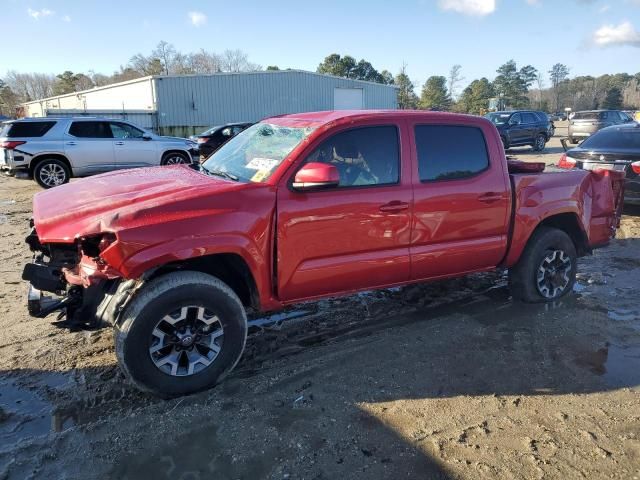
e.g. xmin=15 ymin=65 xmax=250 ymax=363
xmin=22 ymin=70 xmax=399 ymax=136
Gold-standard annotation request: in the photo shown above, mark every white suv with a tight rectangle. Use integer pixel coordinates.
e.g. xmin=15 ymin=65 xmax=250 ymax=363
xmin=0 ymin=117 xmax=197 ymax=188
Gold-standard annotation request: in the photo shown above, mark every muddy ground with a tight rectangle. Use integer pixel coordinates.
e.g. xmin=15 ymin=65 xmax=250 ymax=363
xmin=1 ymin=131 xmax=639 ymax=480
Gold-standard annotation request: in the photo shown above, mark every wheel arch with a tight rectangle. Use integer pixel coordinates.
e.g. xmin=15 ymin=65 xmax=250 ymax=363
xmin=161 ymin=149 xmax=192 ymax=164
xmin=537 ymin=213 xmax=590 ymax=256
xmin=146 ymin=253 xmax=260 ymax=311
xmin=29 ymin=153 xmax=72 ymax=176
xmin=505 ymin=211 xmax=590 ymax=268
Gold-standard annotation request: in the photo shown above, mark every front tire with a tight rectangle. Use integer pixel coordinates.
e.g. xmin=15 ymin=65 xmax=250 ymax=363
xmin=509 ymin=227 xmax=577 ymax=303
xmin=161 ymin=152 xmax=191 ymax=165
xmin=115 ymin=271 xmax=247 ymax=397
xmin=33 ymin=158 xmax=70 ymax=189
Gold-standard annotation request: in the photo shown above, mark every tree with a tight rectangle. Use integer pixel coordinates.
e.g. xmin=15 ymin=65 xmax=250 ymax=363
xmin=316 ymin=53 xmax=390 ymax=84
xmin=419 ymin=76 xmax=451 ymax=111
xmin=447 ymin=65 xmax=464 ymax=100
xmin=0 ymin=79 xmax=19 ymax=116
xmin=602 ymin=87 xmax=623 ymax=109
xmin=53 ymin=71 xmax=78 ymax=95
xmin=4 ymin=71 xmax=56 ymax=101
xmin=153 ymin=41 xmax=177 ymax=75
xmin=457 ymin=78 xmax=494 ymax=114
xmin=549 ymin=63 xmax=569 ymax=112
xmin=221 ymin=49 xmax=261 ymax=72
xmin=380 ymin=70 xmax=394 ymax=85
xmin=266 ymin=65 xmax=280 ymax=71
xmin=493 ymin=60 xmax=537 ymax=109
xmin=394 ymin=64 xmax=418 ymax=109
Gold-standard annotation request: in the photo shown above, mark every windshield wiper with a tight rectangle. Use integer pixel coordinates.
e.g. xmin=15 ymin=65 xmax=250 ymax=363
xmin=202 ymin=167 xmax=239 ymax=182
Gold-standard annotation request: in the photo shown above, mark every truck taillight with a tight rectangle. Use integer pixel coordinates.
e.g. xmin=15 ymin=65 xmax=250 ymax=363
xmin=1 ymin=140 xmax=26 ymax=150
xmin=558 ymin=154 xmax=577 ymax=169
xmin=632 ymin=161 xmax=640 ymax=174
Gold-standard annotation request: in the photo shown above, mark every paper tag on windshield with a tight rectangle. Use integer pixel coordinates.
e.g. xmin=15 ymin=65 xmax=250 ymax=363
xmin=250 ymin=170 xmax=270 ymax=182
xmin=246 ymin=157 xmax=279 ymax=171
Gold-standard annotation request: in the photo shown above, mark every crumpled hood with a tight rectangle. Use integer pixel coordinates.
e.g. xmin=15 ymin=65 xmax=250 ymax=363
xmin=33 ymin=166 xmax=247 ymax=243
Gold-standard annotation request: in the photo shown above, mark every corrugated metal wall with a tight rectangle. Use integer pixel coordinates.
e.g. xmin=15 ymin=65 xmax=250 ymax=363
xmin=22 ymin=77 xmax=156 ymax=118
xmin=154 ymin=71 xmax=398 ymax=136
xmin=43 ymin=109 xmax=158 ymax=130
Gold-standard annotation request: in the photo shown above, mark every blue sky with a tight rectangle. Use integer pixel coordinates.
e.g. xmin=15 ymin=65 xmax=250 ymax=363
xmin=2 ymin=0 xmax=640 ymax=88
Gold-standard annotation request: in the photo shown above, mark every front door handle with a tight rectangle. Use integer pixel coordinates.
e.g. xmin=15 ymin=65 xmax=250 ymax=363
xmin=115 ymin=141 xmax=125 ymax=146
xmin=478 ymin=192 xmax=503 ymax=204
xmin=379 ymin=201 xmax=409 ymax=213
xmin=66 ymin=141 xmax=76 ymax=146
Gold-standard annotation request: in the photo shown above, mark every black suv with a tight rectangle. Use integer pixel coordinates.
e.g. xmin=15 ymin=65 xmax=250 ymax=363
xmin=485 ymin=111 xmax=552 ymax=151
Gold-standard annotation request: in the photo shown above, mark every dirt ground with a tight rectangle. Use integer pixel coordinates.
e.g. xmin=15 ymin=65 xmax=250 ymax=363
xmin=1 ymin=129 xmax=639 ymax=480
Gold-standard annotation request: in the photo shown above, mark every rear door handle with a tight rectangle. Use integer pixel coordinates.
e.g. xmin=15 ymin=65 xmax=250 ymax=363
xmin=115 ymin=141 xmax=125 ymax=146
xmin=66 ymin=141 xmax=76 ymax=146
xmin=379 ymin=201 xmax=409 ymax=213
xmin=478 ymin=192 xmax=503 ymax=204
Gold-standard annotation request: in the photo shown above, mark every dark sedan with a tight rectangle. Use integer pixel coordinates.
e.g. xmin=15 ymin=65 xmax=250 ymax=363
xmin=558 ymin=123 xmax=640 ymax=205
xmin=193 ymin=123 xmax=253 ymax=159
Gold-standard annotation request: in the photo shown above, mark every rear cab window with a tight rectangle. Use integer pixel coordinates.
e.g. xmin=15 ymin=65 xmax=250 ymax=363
xmin=415 ymin=125 xmax=490 ymax=182
xmin=1 ymin=121 xmax=56 ymax=137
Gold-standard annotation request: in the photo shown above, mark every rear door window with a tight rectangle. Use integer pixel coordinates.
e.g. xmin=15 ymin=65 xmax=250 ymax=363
xmin=68 ymin=121 xmax=113 ymax=138
xmin=415 ymin=125 xmax=489 ymax=182
xmin=2 ymin=121 xmax=55 ymax=137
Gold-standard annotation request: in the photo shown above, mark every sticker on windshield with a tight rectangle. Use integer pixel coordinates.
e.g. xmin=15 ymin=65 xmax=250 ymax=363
xmin=246 ymin=157 xmax=279 ymax=171
xmin=250 ymin=169 xmax=270 ymax=182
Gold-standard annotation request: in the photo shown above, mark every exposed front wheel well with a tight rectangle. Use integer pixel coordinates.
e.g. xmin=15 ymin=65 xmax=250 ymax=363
xmin=149 ymin=253 xmax=260 ymax=310
xmin=537 ymin=213 xmax=590 ymax=256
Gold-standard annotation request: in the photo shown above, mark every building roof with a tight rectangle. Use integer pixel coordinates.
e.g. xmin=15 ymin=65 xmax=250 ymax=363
xmin=22 ymin=70 xmax=398 ymax=106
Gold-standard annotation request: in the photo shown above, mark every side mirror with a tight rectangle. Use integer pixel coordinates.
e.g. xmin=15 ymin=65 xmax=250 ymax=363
xmin=292 ymin=162 xmax=340 ymax=191
xmin=142 ymin=134 xmax=152 ymax=141
xmin=509 ymin=119 xmax=520 ymax=126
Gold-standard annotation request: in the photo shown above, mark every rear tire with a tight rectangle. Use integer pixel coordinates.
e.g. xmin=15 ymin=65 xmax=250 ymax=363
xmin=570 ymin=137 xmax=579 ymax=145
xmin=115 ymin=271 xmax=247 ymax=397
xmin=532 ymin=134 xmax=546 ymax=152
xmin=33 ymin=158 xmax=70 ymax=189
xmin=509 ymin=227 xmax=577 ymax=303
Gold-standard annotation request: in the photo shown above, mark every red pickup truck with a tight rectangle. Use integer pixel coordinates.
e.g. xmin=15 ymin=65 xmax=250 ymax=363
xmin=23 ymin=111 xmax=624 ymax=396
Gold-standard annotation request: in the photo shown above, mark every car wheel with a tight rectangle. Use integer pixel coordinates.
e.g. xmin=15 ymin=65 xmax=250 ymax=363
xmin=34 ymin=158 xmax=70 ymax=189
xmin=161 ymin=152 xmax=191 ymax=165
xmin=115 ymin=271 xmax=247 ymax=397
xmin=509 ymin=227 xmax=577 ymax=303
xmin=533 ymin=134 xmax=546 ymax=152
xmin=570 ymin=138 xmax=579 ymax=145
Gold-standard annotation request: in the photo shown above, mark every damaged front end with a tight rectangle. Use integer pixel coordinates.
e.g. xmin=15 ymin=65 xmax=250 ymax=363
xmin=22 ymin=221 xmax=134 ymax=330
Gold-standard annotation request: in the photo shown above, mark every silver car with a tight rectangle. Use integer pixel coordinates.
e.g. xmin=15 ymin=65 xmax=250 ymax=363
xmin=568 ymin=110 xmax=634 ymax=144
xmin=0 ymin=117 xmax=197 ymax=188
